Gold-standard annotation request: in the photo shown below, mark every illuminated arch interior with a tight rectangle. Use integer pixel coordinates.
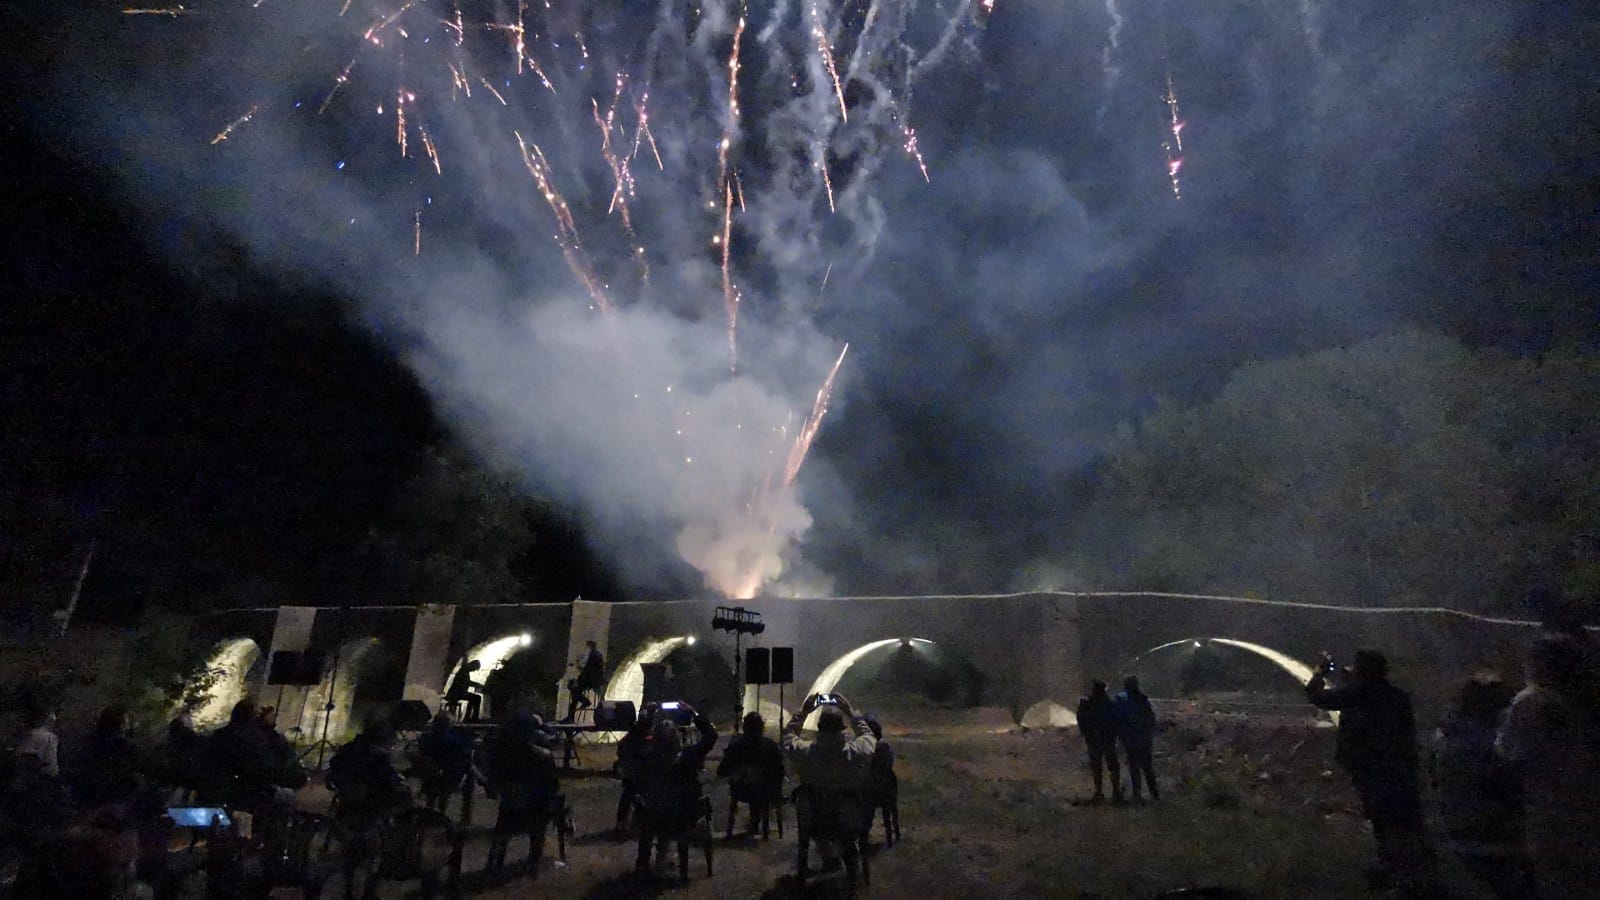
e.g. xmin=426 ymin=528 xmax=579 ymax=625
xmin=441 ymin=632 xmax=539 ymax=715
xmin=190 ymin=638 xmax=262 ymax=731
xmin=605 ymin=636 xmax=689 ymax=717
xmin=802 ymin=638 xmax=935 ymax=729
xmin=1129 ymin=636 xmax=1331 ymax=722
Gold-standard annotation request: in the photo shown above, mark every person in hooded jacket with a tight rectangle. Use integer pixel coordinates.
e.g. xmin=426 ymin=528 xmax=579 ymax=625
xmin=1112 ymin=676 xmax=1159 ymax=802
xmin=1077 ymin=679 xmax=1122 ymax=803
xmin=783 ymin=693 xmax=876 ymax=880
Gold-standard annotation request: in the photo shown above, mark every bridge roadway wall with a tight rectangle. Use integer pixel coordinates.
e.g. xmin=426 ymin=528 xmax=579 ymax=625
xmin=204 ymin=593 xmax=1540 ymax=734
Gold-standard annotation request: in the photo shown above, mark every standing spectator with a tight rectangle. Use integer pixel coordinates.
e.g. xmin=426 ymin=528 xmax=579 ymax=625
xmin=565 ymin=641 xmax=607 ymax=722
xmin=446 ymin=660 xmax=484 ymax=722
xmin=13 ymin=702 xmax=60 ymax=779
xmin=1076 ymin=680 xmax=1122 ymax=804
xmin=1112 ymin=676 xmax=1159 ymax=802
xmin=782 ymin=694 xmax=876 ymax=881
xmin=717 ymin=711 xmax=785 ymax=839
xmin=1496 ymin=634 xmax=1600 ymax=900
xmin=1307 ymin=650 xmax=1428 ymax=893
xmin=865 ymin=717 xmax=901 ymax=846
xmin=1432 ymin=673 xmax=1535 ymax=899
xmin=483 ymin=712 xmax=561 ymax=879
xmin=634 ymin=706 xmax=717 ymax=874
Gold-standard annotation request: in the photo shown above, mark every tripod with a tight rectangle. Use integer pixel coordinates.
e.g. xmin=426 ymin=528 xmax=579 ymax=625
xmin=297 ymin=643 xmax=344 ymax=771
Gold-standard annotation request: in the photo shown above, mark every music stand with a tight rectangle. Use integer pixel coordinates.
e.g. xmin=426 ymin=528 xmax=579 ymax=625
xmin=298 ymin=643 xmax=344 ymax=771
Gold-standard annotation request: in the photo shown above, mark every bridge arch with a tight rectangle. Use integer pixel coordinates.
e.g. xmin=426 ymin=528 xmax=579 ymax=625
xmin=605 ymin=635 xmax=691 ymax=715
xmin=1129 ymin=636 xmax=1317 ymax=688
xmin=442 ymin=630 xmax=562 ymax=720
xmin=190 ymin=637 xmax=263 ymax=730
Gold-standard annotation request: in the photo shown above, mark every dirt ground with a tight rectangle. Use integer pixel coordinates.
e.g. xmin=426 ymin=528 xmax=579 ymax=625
xmin=326 ymin=707 xmax=1415 ymax=899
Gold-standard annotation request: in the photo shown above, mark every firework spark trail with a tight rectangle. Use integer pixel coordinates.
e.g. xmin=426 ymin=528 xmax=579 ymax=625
xmin=720 ymin=181 xmax=741 ymax=370
xmin=817 ymin=144 xmax=835 ymax=212
xmin=419 ymin=123 xmax=440 ymax=173
xmin=591 ymin=75 xmax=650 ymax=282
xmin=209 ymin=105 xmax=259 ymax=145
xmin=318 ymin=58 xmax=357 ymax=115
xmin=716 ymin=9 xmax=747 ymax=372
xmin=122 ymin=6 xmax=188 ymax=15
xmin=479 ymin=77 xmax=508 ymax=105
xmin=515 ymin=131 xmax=613 ymax=314
xmin=783 ymin=343 xmax=849 ymax=487
xmin=1098 ymin=0 xmax=1123 ymax=123
xmin=1161 ymin=68 xmax=1185 ymax=199
xmin=414 ymin=209 xmax=422 ymax=255
xmin=631 ymin=89 xmax=664 ymax=170
xmin=809 ymin=0 xmax=848 ymax=122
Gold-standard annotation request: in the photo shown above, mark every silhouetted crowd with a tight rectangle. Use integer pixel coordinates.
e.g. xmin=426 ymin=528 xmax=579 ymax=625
xmin=1072 ymin=614 xmax=1600 ymax=900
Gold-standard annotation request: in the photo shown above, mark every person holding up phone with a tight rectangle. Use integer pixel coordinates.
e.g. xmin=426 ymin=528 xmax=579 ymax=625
xmin=782 ymin=693 xmax=877 ymax=881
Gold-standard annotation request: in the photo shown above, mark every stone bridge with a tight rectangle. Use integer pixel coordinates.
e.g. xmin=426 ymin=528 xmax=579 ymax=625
xmin=192 ymin=593 xmax=1540 ymax=739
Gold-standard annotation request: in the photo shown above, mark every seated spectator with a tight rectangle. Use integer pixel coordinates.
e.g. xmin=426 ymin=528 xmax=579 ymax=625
xmin=416 ymin=709 xmax=478 ymax=823
xmin=483 ymin=711 xmax=561 ymax=879
xmin=783 ymin=694 xmax=876 ymax=881
xmin=635 ymin=705 xmax=717 ymax=873
xmin=614 ymin=705 xmax=655 ymax=835
xmin=74 ymin=705 xmax=146 ymax=809
xmin=204 ymin=699 xmax=296 ymax=811
xmin=717 ymin=711 xmax=784 ymax=838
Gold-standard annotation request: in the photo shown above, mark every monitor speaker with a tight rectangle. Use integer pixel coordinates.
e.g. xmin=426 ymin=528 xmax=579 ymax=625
xmin=745 ymin=647 xmax=771 ymax=685
xmin=770 ymin=647 xmax=794 ymax=685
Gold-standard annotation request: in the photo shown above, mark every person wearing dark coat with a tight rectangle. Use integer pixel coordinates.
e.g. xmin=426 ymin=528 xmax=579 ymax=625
xmin=417 ymin=710 xmax=478 ymax=823
xmin=1076 ymin=680 xmax=1122 ymax=803
xmin=635 ymin=705 xmax=717 ymax=873
xmin=614 ymin=707 xmax=655 ymax=835
xmin=1112 ymin=676 xmax=1158 ymax=801
xmin=565 ymin=641 xmax=607 ymax=721
xmin=74 ymin=706 xmax=146 ymax=810
xmin=446 ymin=660 xmax=484 ymax=722
xmin=1432 ymin=672 xmax=1535 ymax=899
xmin=484 ymin=712 xmax=562 ymax=879
xmin=1308 ymin=649 xmax=1428 ymax=892
xmin=717 ymin=712 xmax=785 ymax=838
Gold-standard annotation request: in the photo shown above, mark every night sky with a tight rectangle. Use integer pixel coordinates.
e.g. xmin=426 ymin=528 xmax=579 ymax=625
xmin=2 ymin=1 xmax=1596 ymax=617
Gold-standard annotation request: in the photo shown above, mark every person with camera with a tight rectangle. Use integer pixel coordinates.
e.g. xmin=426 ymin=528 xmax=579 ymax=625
xmin=782 ymin=693 xmax=877 ymax=882
xmin=634 ymin=702 xmax=717 ymax=875
xmin=1307 ymin=649 xmax=1429 ymax=893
